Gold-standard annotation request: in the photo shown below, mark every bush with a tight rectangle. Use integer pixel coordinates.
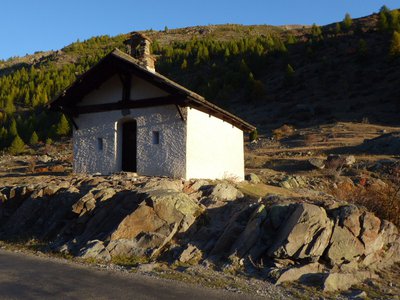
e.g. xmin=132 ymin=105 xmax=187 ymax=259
xmin=329 ymin=180 xmax=400 ymax=227
xmin=273 ymin=124 xmax=295 ymax=140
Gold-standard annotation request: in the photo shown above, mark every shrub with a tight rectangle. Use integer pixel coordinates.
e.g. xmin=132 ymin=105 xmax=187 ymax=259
xmin=272 ymin=124 xmax=295 ymax=140
xmin=329 ymin=180 xmax=400 ymax=227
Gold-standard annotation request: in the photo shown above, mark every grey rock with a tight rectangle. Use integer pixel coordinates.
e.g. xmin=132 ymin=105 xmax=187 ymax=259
xmin=323 ymin=271 xmax=377 ymax=292
xmin=309 ymin=158 xmax=325 ymax=169
xmin=276 ymin=262 xmax=324 ymax=285
xmin=78 ymin=240 xmax=111 ymax=262
xmin=245 ymin=173 xmax=261 ymax=184
xmin=178 ymin=244 xmax=203 ymax=263
xmin=210 ymin=183 xmax=243 ymax=201
xmin=190 ymin=179 xmax=210 ymax=191
xmin=326 ymin=224 xmax=364 ymax=266
xmin=268 ymin=203 xmax=333 ymax=260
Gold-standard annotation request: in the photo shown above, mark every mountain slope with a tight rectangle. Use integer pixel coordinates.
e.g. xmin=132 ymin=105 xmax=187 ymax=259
xmin=0 ymin=8 xmax=399 ymax=153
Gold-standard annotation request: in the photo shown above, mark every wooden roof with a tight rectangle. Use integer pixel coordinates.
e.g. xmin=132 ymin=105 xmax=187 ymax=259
xmin=49 ymin=48 xmax=256 ymax=132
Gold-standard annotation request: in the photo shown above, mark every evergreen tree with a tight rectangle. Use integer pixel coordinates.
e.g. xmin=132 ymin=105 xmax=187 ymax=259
xmin=180 ymin=59 xmax=188 ymax=69
xmin=343 ymin=13 xmax=353 ymax=31
xmin=9 ymin=119 xmax=18 ymax=137
xmin=285 ymin=64 xmax=295 ymax=85
xmin=389 ymin=31 xmax=400 ymax=57
xmin=335 ymin=22 xmax=342 ymax=34
xmin=55 ymin=114 xmax=71 ymax=136
xmin=8 ymin=135 xmax=25 ymax=155
xmin=389 ymin=10 xmax=400 ymax=31
xmin=287 ymin=35 xmax=297 ymax=44
xmin=311 ymin=23 xmax=322 ymax=40
xmin=250 ymin=129 xmax=258 ymax=142
xmin=357 ymin=39 xmax=368 ymax=60
xmin=379 ymin=11 xmax=389 ymax=31
xmin=29 ymin=131 xmax=39 ymax=145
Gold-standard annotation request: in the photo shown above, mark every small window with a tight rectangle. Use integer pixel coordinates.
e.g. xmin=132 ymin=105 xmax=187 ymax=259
xmin=152 ymin=131 xmax=160 ymax=144
xmin=97 ymin=138 xmax=104 ymax=151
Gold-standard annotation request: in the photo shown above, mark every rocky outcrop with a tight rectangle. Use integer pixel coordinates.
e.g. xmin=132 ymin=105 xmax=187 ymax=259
xmin=0 ymin=175 xmax=399 ymax=293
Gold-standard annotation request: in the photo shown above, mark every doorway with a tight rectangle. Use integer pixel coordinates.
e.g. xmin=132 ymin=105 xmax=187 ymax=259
xmin=121 ymin=120 xmax=137 ymax=172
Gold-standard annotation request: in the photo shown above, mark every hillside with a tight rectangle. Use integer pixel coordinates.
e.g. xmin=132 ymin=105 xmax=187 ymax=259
xmin=0 ymin=7 xmax=400 ymax=153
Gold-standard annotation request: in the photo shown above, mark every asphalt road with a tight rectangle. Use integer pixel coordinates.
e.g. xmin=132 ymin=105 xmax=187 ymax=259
xmin=0 ymin=250 xmax=257 ymax=300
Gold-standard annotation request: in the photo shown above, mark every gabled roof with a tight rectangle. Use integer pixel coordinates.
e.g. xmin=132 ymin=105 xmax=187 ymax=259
xmin=49 ymin=48 xmax=255 ymax=132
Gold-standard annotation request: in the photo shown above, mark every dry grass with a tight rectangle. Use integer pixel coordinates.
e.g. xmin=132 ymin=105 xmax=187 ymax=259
xmin=331 ymin=180 xmax=400 ymax=227
xmin=273 ymin=124 xmax=295 ymax=140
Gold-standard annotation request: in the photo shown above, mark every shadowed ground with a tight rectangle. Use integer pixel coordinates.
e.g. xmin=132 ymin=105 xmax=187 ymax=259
xmin=0 ymin=250 xmax=257 ymax=300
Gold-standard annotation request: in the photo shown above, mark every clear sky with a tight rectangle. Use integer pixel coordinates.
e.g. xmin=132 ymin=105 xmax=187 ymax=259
xmin=1 ymin=0 xmax=399 ymax=60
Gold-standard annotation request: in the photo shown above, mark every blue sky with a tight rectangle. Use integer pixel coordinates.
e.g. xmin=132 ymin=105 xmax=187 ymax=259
xmin=1 ymin=0 xmax=399 ymax=60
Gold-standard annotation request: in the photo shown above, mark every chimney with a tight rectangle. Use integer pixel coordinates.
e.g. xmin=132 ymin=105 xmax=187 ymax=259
xmin=124 ymin=32 xmax=156 ymax=73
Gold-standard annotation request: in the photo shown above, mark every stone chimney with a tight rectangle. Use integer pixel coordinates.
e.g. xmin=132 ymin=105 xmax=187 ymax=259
xmin=124 ymin=32 xmax=156 ymax=72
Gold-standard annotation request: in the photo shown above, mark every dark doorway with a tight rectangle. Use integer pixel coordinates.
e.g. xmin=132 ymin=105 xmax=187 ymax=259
xmin=122 ymin=120 xmax=137 ymax=172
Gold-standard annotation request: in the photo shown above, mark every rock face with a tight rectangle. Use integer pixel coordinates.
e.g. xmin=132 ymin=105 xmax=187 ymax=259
xmin=0 ymin=175 xmax=399 ymax=293
xmin=268 ymin=203 xmax=333 ymax=260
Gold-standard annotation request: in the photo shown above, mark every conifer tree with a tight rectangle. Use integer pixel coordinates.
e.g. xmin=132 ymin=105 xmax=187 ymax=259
xmin=343 ymin=13 xmax=353 ymax=31
xmin=9 ymin=119 xmax=18 ymax=137
xmin=379 ymin=11 xmax=389 ymax=31
xmin=55 ymin=114 xmax=71 ymax=136
xmin=8 ymin=135 xmax=25 ymax=155
xmin=285 ymin=64 xmax=295 ymax=84
xmin=389 ymin=31 xmax=400 ymax=57
xmin=335 ymin=22 xmax=342 ymax=34
xmin=390 ymin=10 xmax=400 ymax=31
xmin=29 ymin=131 xmax=39 ymax=145
xmin=180 ymin=59 xmax=188 ymax=69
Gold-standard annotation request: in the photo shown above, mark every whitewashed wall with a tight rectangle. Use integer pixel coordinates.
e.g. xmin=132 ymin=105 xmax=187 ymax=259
xmin=73 ymin=106 xmax=186 ymax=177
xmin=73 ymin=73 xmax=186 ymax=177
xmin=72 ymin=72 xmax=245 ymax=180
xmin=186 ymin=108 xmax=244 ymax=180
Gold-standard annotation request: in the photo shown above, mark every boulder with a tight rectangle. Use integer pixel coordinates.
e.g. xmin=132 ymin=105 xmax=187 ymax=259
xmin=360 ymin=212 xmax=382 ymax=255
xmin=279 ymin=176 xmax=306 ymax=189
xmin=107 ymin=239 xmax=138 ymax=257
xmin=142 ymin=179 xmax=183 ymax=192
xmin=325 ymin=154 xmax=356 ymax=169
xmin=309 ymin=158 xmax=325 ymax=169
xmin=178 ymin=244 xmax=203 ymax=263
xmin=72 ymin=192 xmax=96 ymax=215
xmin=230 ymin=204 xmax=267 ymax=257
xmin=93 ymin=188 xmax=116 ymax=202
xmin=111 ymin=189 xmax=203 ymax=252
xmin=190 ymin=180 xmax=210 ymax=192
xmin=245 ymin=173 xmax=261 ymax=184
xmin=110 ymin=203 xmax=166 ymax=241
xmin=43 ymin=184 xmax=62 ymax=196
xmin=279 ymin=177 xmax=300 ymax=189
xmin=268 ymin=203 xmax=333 ymax=260
xmin=336 ymin=205 xmax=361 ymax=237
xmin=78 ymin=240 xmax=111 ymax=262
xmin=325 ymin=224 xmax=364 ymax=266
xmin=210 ymin=183 xmax=244 ymax=201
xmin=276 ymin=262 xmax=324 ymax=285
xmin=323 ymin=271 xmax=377 ymax=292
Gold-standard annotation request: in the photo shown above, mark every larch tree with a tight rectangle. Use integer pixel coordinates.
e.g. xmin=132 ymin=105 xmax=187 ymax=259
xmin=389 ymin=31 xmax=400 ymax=57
